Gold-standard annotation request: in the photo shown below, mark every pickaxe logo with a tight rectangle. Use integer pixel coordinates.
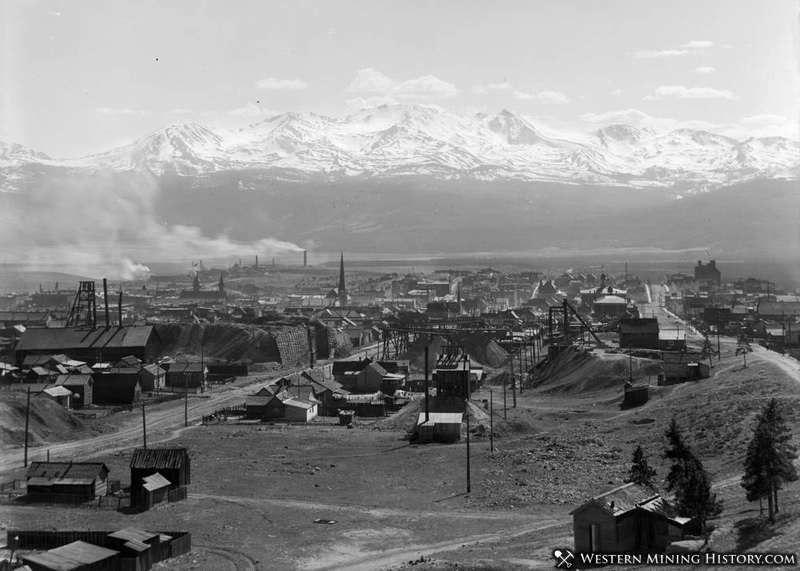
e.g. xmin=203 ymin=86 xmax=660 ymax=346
xmin=553 ymin=549 xmax=575 ymax=568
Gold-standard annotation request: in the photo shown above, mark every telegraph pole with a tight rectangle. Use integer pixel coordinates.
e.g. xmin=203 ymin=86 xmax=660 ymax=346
xmin=24 ymin=387 xmax=31 ymax=467
xmin=466 ymin=403 xmax=471 ymax=494
xmin=503 ymin=375 xmax=507 ymax=419
xmin=184 ymin=372 xmax=188 ymax=427
xmin=142 ymin=402 xmax=147 ymax=449
xmin=489 ymin=388 xmax=494 ymax=453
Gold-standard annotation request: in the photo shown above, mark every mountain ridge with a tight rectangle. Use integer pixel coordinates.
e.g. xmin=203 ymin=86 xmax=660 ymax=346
xmin=2 ymin=105 xmax=798 ymax=191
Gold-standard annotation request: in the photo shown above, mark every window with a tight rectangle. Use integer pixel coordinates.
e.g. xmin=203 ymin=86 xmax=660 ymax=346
xmin=590 ymin=524 xmax=601 ymax=552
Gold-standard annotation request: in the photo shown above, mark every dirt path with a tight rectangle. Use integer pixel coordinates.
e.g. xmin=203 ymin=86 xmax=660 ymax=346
xmin=301 ymin=519 xmax=566 ymax=571
xmin=0 ymin=345 xmax=383 ymax=476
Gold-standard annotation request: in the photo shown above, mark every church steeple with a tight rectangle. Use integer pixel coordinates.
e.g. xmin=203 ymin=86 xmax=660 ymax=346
xmin=338 ymin=252 xmax=347 ymax=307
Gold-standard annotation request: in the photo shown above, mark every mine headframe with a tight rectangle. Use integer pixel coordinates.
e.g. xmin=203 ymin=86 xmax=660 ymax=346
xmin=65 ymin=281 xmax=98 ymax=329
xmin=547 ymin=299 xmax=605 ymax=356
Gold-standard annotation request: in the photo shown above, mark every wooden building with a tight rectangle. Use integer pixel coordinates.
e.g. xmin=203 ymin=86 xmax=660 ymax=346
xmin=26 ymin=462 xmax=110 ymax=502
xmin=55 ymin=374 xmax=93 ymax=408
xmin=91 ymin=368 xmax=142 ymax=404
xmin=245 ymin=394 xmax=286 ymax=420
xmin=284 ymin=397 xmax=318 ymax=422
xmin=618 ymin=318 xmax=659 ymax=350
xmin=165 ymin=362 xmax=207 ymax=389
xmin=332 ymin=358 xmax=387 ymax=393
xmin=416 ymin=412 xmax=462 ymax=443
xmin=22 ymin=540 xmax=120 ymax=571
xmin=571 ymin=482 xmax=692 ymax=554
xmin=15 ymin=325 xmax=162 ymax=366
xmin=130 ymin=448 xmax=190 ymax=507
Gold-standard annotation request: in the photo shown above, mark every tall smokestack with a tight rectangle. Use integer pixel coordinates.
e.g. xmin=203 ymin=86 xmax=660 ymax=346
xmin=118 ymin=290 xmax=123 ymax=328
xmin=303 ymin=250 xmax=307 ymax=268
xmin=103 ymin=279 xmax=110 ymax=328
xmin=255 ymin=255 xmax=258 ymax=268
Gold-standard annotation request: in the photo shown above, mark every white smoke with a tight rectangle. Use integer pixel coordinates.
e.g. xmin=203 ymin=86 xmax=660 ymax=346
xmin=0 ymin=170 xmax=304 ymax=280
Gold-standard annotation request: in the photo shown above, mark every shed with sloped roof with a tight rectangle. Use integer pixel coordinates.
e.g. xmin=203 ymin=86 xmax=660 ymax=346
xmin=26 ymin=462 xmax=110 ymax=501
xmin=130 ymin=448 xmax=190 ymax=505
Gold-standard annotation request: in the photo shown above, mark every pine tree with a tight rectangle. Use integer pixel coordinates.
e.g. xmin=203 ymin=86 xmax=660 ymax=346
xmin=701 ymin=336 xmax=714 ymax=368
xmin=628 ymin=444 xmax=657 ymax=487
xmin=663 ymin=418 xmax=723 ymax=538
xmin=736 ymin=334 xmax=753 ymax=367
xmin=742 ymin=399 xmax=799 ymax=522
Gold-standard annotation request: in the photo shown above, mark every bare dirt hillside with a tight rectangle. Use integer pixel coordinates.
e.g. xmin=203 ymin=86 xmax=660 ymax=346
xmin=0 ymin=395 xmax=99 ymax=448
xmin=530 ymin=346 xmax=662 ymax=395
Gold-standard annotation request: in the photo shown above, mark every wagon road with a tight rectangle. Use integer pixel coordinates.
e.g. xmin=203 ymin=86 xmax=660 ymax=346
xmin=0 ymin=343 xmax=381 ymax=477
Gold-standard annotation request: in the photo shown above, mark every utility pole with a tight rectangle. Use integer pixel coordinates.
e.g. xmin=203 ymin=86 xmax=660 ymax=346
xmin=629 ymin=348 xmax=633 ymax=382
xmin=716 ymin=314 xmax=721 ymax=359
xmin=184 ymin=372 xmax=188 ymax=428
xmin=512 ymin=374 xmax=517 ymax=408
xmin=503 ymin=375 xmax=507 ymax=419
xmin=466 ymin=402 xmax=471 ymax=494
xmin=424 ymin=346 xmax=430 ymax=423
xmin=24 ymin=387 xmax=30 ymax=467
xmin=489 ymin=388 xmax=494 ymax=453
xmin=142 ymin=402 xmax=147 ymax=449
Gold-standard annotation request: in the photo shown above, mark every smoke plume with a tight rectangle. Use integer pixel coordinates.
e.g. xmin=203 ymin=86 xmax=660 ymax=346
xmin=0 ymin=170 xmax=303 ymax=280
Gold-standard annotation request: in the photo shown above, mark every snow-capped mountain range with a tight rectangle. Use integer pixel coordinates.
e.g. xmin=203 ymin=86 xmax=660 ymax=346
xmin=2 ymin=105 xmax=799 ymax=190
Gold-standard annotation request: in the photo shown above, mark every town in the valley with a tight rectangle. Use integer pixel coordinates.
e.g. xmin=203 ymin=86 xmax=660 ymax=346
xmin=0 ymin=253 xmax=798 ymax=569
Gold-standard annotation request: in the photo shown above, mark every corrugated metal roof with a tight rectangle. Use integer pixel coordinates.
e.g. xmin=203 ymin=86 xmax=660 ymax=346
xmin=130 ymin=448 xmax=188 ymax=470
xmin=16 ymin=326 xmax=157 ymax=352
xmin=23 ymin=540 xmax=118 ymax=569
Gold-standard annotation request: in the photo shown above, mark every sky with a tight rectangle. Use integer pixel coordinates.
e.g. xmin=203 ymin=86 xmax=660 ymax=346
xmin=2 ymin=0 xmax=799 ymax=158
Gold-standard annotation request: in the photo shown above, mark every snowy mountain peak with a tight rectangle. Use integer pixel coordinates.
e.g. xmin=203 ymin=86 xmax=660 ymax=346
xmin=3 ymin=105 xmax=799 ymax=189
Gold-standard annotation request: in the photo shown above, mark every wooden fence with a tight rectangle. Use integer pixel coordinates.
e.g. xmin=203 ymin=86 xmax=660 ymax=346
xmin=202 ymin=402 xmax=246 ymax=424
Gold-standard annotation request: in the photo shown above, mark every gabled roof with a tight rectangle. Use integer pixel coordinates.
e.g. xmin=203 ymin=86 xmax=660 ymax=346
xmin=246 ymin=395 xmax=282 ymax=407
xmin=130 ymin=448 xmax=188 ymax=470
xmin=16 ymin=325 xmax=158 ymax=352
xmin=332 ymin=359 xmax=372 ymax=375
xmin=569 ymin=482 xmax=658 ymax=517
xmin=26 ymin=461 xmax=109 ymax=485
xmin=619 ymin=318 xmax=659 ymax=335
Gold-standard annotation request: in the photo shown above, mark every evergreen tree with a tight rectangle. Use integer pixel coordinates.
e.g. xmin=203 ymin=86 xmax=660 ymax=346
xmin=663 ymin=418 xmax=723 ymax=538
xmin=736 ymin=334 xmax=753 ymax=367
xmin=742 ymin=399 xmax=799 ymax=522
xmin=701 ymin=336 xmax=714 ymax=368
xmin=628 ymin=444 xmax=657 ymax=487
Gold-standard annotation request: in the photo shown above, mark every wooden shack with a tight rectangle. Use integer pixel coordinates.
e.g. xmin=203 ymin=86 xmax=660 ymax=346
xmin=416 ymin=412 xmax=462 ymax=443
xmin=56 ymin=374 xmax=93 ymax=408
xmin=618 ymin=318 xmax=659 ymax=349
xmin=571 ymin=482 xmax=693 ymax=554
xmin=130 ymin=448 xmax=190 ymax=507
xmin=165 ymin=363 xmax=207 ymax=389
xmin=22 ymin=540 xmax=120 ymax=571
xmin=622 ymin=383 xmax=649 ymax=408
xmin=26 ymin=462 xmax=110 ymax=502
xmin=91 ymin=368 xmax=142 ymax=404
xmin=245 ymin=394 xmax=286 ymax=420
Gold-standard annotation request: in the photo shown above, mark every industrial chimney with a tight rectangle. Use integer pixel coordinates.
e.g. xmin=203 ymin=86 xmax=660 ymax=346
xmin=103 ymin=278 xmax=110 ymax=328
xmin=303 ymin=250 xmax=307 ymax=268
xmin=255 ymin=255 xmax=258 ymax=268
